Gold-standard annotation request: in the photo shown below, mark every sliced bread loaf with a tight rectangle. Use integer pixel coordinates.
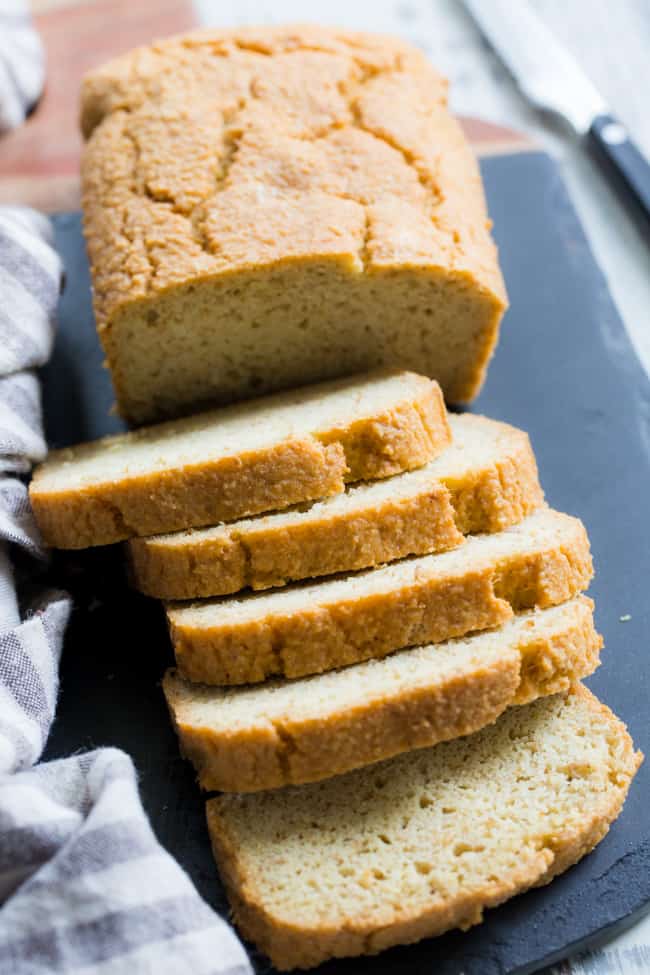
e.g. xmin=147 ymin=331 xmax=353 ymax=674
xmin=165 ymin=596 xmax=601 ymax=792
xmin=129 ymin=413 xmax=542 ymax=599
xmin=207 ymin=686 xmax=641 ymax=970
xmin=29 ymin=370 xmax=448 ymax=549
xmin=167 ymin=507 xmax=593 ymax=685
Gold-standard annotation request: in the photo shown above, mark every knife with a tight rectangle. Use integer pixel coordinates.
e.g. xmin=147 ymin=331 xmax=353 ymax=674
xmin=463 ymin=0 xmax=650 ymax=224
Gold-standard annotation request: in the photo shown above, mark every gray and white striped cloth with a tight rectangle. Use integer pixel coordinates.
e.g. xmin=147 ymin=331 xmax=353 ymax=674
xmin=0 ymin=208 xmax=253 ymax=974
xmin=0 ymin=1 xmax=45 ymax=133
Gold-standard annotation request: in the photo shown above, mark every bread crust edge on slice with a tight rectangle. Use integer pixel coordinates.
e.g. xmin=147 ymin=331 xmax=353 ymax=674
xmin=164 ymin=596 xmax=602 ymax=792
xmin=205 ymin=686 xmax=642 ymax=971
xmin=127 ymin=479 xmax=463 ymax=599
xmin=165 ymin=653 xmax=520 ymax=793
xmin=30 ymin=439 xmax=346 ymax=551
xmin=29 ymin=373 xmax=449 ymax=550
xmin=448 ymin=420 xmax=543 ymax=535
xmin=324 ymin=377 xmax=450 ymax=482
xmin=127 ymin=416 xmax=543 ymax=601
xmin=168 ymin=511 xmax=594 ymax=685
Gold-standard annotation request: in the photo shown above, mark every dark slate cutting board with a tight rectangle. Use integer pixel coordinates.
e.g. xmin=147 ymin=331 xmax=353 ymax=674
xmin=41 ymin=149 xmax=650 ymax=975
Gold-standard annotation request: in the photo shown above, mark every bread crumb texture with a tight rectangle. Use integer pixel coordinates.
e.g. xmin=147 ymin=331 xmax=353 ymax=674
xmin=129 ymin=412 xmax=543 ymax=599
xmin=164 ymin=596 xmax=601 ymax=792
xmin=29 ymin=370 xmax=448 ymax=549
xmin=207 ymin=686 xmax=641 ymax=970
xmin=81 ymin=25 xmax=507 ymax=422
xmin=167 ymin=507 xmax=594 ymax=685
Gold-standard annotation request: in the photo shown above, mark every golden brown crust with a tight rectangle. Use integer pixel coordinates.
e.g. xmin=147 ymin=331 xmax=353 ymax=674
xmin=80 ymin=26 xmax=448 ymax=141
xmin=30 ymin=373 xmax=449 ymax=550
xmin=80 ymin=25 xmax=507 ymax=422
xmin=169 ymin=566 xmax=513 ymax=685
xmin=492 ymin=520 xmax=593 ymax=608
xmin=80 ymin=25 xmax=502 ymax=322
xmin=128 ymin=481 xmax=462 ymax=599
xmin=167 ymin=511 xmax=593 ymax=685
xmin=318 ymin=383 xmax=450 ymax=482
xmin=164 ymin=597 xmax=601 ymax=792
xmin=127 ymin=415 xmax=543 ymax=600
xmin=31 ymin=439 xmax=345 ymax=550
xmin=514 ymin=598 xmax=602 ymax=705
xmin=166 ymin=657 xmax=519 ymax=794
xmin=205 ymin=687 xmax=642 ymax=970
xmin=448 ymin=426 xmax=543 ymax=534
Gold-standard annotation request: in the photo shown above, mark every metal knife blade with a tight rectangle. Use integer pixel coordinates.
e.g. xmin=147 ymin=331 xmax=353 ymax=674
xmin=462 ymin=0 xmax=606 ymax=133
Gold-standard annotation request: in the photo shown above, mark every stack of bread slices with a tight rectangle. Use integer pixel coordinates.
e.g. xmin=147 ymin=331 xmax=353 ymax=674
xmin=30 ymin=369 xmax=640 ymax=971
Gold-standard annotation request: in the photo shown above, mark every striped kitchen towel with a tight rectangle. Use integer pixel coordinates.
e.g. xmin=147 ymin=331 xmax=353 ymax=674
xmin=0 ymin=208 xmax=252 ymax=975
xmin=0 ymin=1 xmax=45 ymax=133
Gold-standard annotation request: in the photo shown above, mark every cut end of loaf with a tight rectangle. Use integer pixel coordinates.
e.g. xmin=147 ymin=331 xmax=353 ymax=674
xmin=207 ymin=687 xmax=641 ymax=970
xmin=102 ymin=264 xmax=505 ymax=425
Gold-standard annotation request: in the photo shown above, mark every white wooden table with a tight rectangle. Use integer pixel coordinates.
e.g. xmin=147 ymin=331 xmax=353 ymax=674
xmin=192 ymin=3 xmax=650 ymax=973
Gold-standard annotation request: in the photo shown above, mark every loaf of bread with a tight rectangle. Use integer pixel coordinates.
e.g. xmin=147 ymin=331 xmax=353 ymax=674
xmin=207 ymin=686 xmax=641 ymax=970
xmin=165 ymin=596 xmax=601 ymax=792
xmin=167 ymin=507 xmax=593 ymax=685
xmin=129 ymin=413 xmax=542 ymax=599
xmin=29 ymin=370 xmax=448 ymax=549
xmin=80 ymin=25 xmax=507 ymax=423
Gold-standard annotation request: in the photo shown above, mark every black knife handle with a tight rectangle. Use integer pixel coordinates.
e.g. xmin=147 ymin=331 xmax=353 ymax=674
xmin=589 ymin=113 xmax=650 ymax=224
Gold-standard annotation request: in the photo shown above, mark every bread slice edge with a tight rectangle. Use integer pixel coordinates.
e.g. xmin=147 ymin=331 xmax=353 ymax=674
xmin=128 ymin=414 xmax=543 ymax=600
xmin=165 ymin=596 xmax=601 ymax=792
xmin=206 ymin=686 xmax=642 ymax=970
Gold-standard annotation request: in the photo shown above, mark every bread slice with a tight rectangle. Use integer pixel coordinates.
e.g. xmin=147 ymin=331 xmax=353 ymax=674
xmin=164 ymin=596 xmax=601 ymax=792
xmin=167 ymin=507 xmax=593 ymax=685
xmin=207 ymin=686 xmax=641 ymax=970
xmin=129 ymin=413 xmax=543 ymax=599
xmin=81 ymin=26 xmax=506 ymax=424
xmin=29 ymin=370 xmax=449 ymax=549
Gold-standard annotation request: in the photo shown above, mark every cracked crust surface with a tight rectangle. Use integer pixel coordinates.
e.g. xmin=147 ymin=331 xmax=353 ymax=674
xmin=128 ymin=413 xmax=543 ymax=599
xmin=166 ymin=507 xmax=593 ymax=685
xmin=164 ymin=597 xmax=602 ymax=792
xmin=206 ymin=685 xmax=642 ymax=970
xmin=29 ymin=370 xmax=449 ymax=549
xmin=81 ymin=25 xmax=507 ymax=423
